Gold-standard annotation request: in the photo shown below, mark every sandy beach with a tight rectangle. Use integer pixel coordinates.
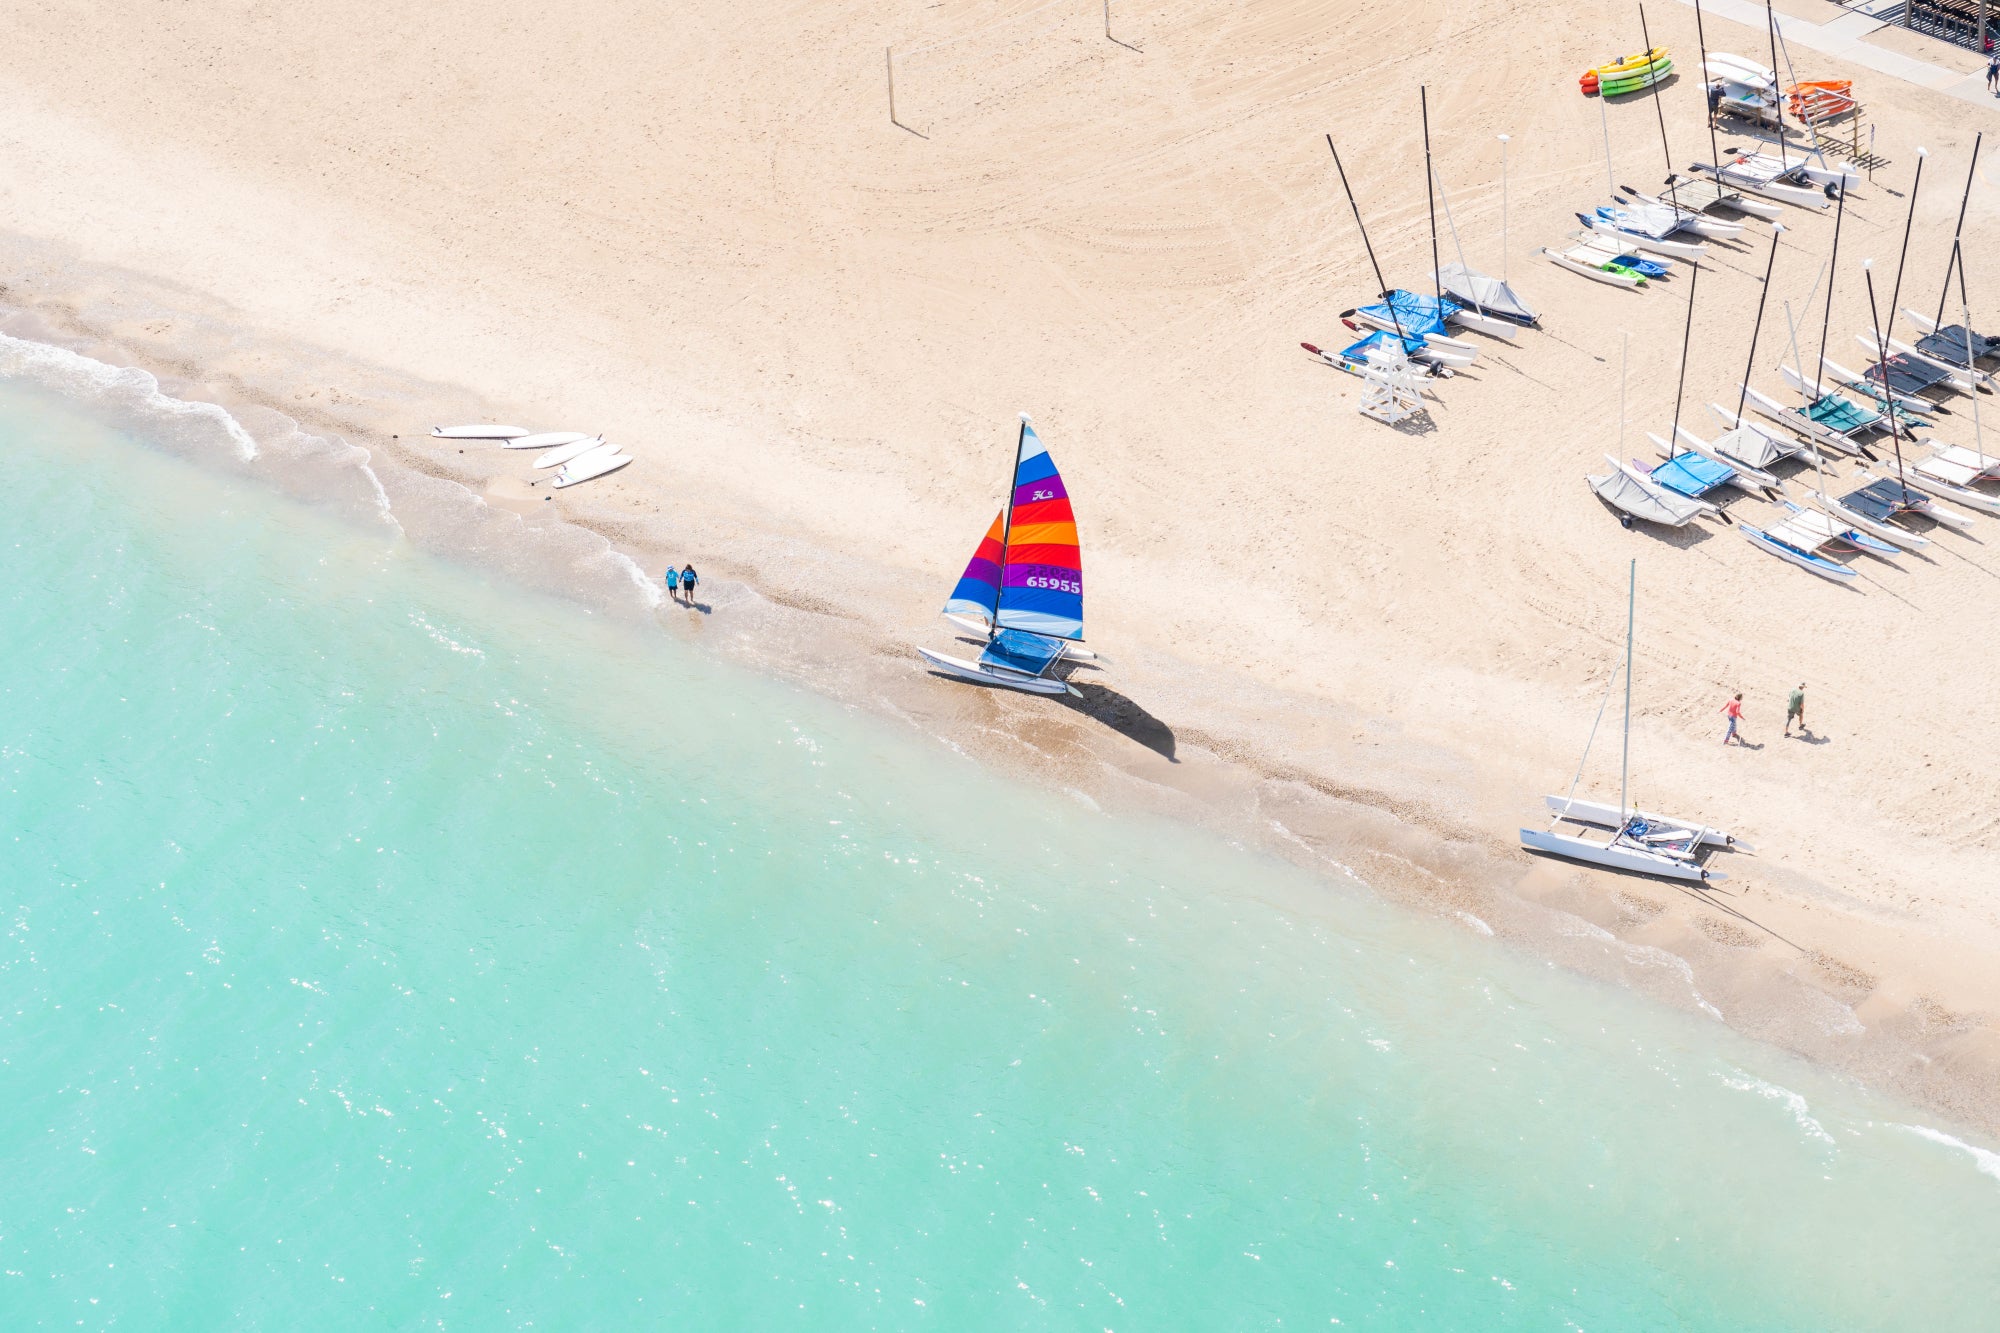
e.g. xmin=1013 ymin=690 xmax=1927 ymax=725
xmin=4 ymin=0 xmax=1998 ymax=1130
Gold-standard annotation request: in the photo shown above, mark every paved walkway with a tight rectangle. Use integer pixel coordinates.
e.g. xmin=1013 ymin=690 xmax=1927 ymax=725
xmin=1675 ymin=0 xmax=1992 ymax=106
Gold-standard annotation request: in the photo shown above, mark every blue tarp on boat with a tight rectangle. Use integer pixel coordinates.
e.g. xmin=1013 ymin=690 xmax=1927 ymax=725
xmin=978 ymin=628 xmax=1066 ymax=678
xmin=1650 ymin=452 xmax=1735 ymax=497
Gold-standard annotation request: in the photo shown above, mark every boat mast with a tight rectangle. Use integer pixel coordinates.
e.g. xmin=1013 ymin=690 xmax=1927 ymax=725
xmin=990 ymin=413 xmax=1029 ymax=640
xmin=1884 ymin=148 xmax=1927 ymax=347
xmin=1863 ymin=260 xmax=1915 ymax=498
xmin=1812 ymin=188 xmax=1846 ymax=400
xmin=1693 ymin=0 xmax=1720 ymax=190
xmin=1421 ymin=87 xmax=1445 ymax=313
xmin=1735 ymin=222 xmax=1785 ymax=423
xmin=1620 ymin=559 xmax=1635 ymax=823
xmin=1934 ymin=134 xmax=1983 ymax=332
xmin=1669 ymin=261 xmax=1699 ymax=456
xmin=1326 ymin=136 xmax=1412 ymax=347
xmin=1638 ymin=4 xmax=1671 ymax=175
xmin=1765 ymin=0 xmax=1786 ymax=170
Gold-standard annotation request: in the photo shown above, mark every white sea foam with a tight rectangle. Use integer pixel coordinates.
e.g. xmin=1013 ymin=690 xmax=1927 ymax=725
xmin=1897 ymin=1123 xmax=2000 ymax=1186
xmin=1719 ymin=1069 xmax=1836 ymax=1145
xmin=1456 ymin=911 xmax=1494 ymax=937
xmin=0 ymin=331 xmax=258 ymax=460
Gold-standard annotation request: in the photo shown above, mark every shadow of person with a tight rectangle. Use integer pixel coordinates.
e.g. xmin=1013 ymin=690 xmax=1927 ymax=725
xmin=1788 ymin=729 xmax=1830 ymax=745
xmin=1060 ymin=680 xmax=1177 ymax=761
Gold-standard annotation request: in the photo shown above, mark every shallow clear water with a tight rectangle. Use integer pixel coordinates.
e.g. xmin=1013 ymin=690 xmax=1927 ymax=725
xmin=3 ymin=358 xmax=1998 ymax=1330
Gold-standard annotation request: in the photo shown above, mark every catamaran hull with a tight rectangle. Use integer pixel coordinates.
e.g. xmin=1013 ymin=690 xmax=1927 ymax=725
xmin=1668 ymin=427 xmax=1779 ymax=489
xmin=1740 ymin=385 xmax=1869 ymax=456
xmin=1858 ymin=333 xmax=1990 ymax=394
xmin=916 ymin=647 xmax=1076 ymax=696
xmin=1540 ymin=797 xmax=1737 ymax=848
xmin=1799 ymin=359 xmax=1934 ymax=418
xmin=1541 ymin=248 xmax=1646 ymax=288
xmin=1739 ymin=524 xmax=1858 ymax=581
xmin=1689 ymin=161 xmax=1830 ymax=211
xmin=1347 ymin=310 xmax=1481 ymax=361
xmin=1518 ymin=828 xmax=1711 ymax=882
xmin=1581 ymin=216 xmax=1707 ymax=260
xmin=942 ymin=613 xmax=1098 ymax=660
xmin=1810 ymin=493 xmax=1929 ymax=549
xmin=1895 ymin=469 xmax=2000 ymax=515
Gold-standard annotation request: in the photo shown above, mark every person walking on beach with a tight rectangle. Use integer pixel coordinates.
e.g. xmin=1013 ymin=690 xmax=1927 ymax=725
xmin=665 ymin=566 xmax=681 ymax=603
xmin=1987 ymin=53 xmax=2000 ymax=96
xmin=1784 ymin=683 xmax=1807 ymax=737
xmin=680 ymin=564 xmax=698 ymax=604
xmin=1721 ymin=692 xmax=1745 ymax=746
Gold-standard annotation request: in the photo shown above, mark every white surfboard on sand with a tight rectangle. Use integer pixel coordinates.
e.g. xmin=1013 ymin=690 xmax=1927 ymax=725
xmin=551 ymin=449 xmax=631 ymax=489
xmin=504 ymin=430 xmax=595 ymax=450
xmin=431 ymin=424 xmax=530 ymax=439
xmin=532 ymin=435 xmax=609 ymax=469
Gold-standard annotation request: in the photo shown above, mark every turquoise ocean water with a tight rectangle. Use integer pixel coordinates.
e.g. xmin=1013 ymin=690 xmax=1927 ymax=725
xmin=4 ymin=347 xmax=1999 ymax=1330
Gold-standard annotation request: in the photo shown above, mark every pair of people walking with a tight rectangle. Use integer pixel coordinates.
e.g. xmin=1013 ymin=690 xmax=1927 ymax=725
xmin=1719 ymin=685 xmax=1808 ymax=745
xmin=664 ymin=563 xmax=699 ymax=605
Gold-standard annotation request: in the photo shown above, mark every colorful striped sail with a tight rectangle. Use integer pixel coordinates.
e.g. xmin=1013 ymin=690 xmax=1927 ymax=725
xmin=995 ymin=423 xmax=1083 ymax=641
xmin=943 ymin=513 xmax=1006 ymax=626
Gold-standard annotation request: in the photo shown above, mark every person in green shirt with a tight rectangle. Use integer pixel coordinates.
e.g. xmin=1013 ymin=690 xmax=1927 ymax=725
xmin=1784 ymin=684 xmax=1806 ymax=738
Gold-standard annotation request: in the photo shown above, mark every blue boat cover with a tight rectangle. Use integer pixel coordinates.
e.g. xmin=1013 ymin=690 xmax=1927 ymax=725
xmin=1357 ymin=291 xmax=1451 ymax=338
xmin=1841 ymin=478 xmax=1924 ymax=522
xmin=1609 ymin=253 xmax=1672 ymax=279
xmin=1807 ymin=394 xmax=1878 ymax=432
xmin=1651 ymin=452 xmax=1734 ymax=497
xmin=978 ymin=628 xmax=1066 ymax=677
xmin=1342 ymin=329 xmax=1428 ymax=361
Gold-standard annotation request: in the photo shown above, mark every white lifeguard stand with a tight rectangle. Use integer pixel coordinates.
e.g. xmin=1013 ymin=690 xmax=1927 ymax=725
xmin=1357 ymin=347 xmax=1425 ymax=425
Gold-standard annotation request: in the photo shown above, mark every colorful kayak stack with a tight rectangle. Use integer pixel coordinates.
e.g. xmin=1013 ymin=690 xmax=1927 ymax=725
xmin=1580 ymin=46 xmax=1671 ymax=97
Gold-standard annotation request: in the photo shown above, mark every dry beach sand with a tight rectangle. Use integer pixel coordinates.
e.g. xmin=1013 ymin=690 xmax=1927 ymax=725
xmin=3 ymin=1 xmax=1998 ymax=1128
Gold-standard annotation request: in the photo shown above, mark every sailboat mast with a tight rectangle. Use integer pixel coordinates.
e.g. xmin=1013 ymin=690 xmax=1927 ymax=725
xmin=1884 ymin=148 xmax=1927 ymax=344
xmin=1934 ymin=134 xmax=1983 ymax=332
xmin=1812 ymin=188 xmax=1845 ymax=400
xmin=1694 ymin=0 xmax=1720 ymax=188
xmin=1863 ymin=261 xmax=1914 ymax=494
xmin=990 ymin=413 xmax=1029 ymax=638
xmin=1638 ymin=4 xmax=1671 ymax=174
xmin=1735 ymin=222 xmax=1784 ymax=423
xmin=1421 ymin=87 xmax=1444 ymax=311
xmin=1670 ymin=262 xmax=1698 ymax=455
xmin=1766 ymin=0 xmax=1786 ymax=170
xmin=1620 ymin=559 xmax=1635 ymax=823
xmin=1326 ymin=136 xmax=1412 ymax=346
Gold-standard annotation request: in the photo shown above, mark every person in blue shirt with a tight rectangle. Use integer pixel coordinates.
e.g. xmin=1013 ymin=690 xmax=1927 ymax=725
xmin=665 ymin=566 xmax=681 ymax=602
xmin=680 ymin=565 xmax=699 ymax=604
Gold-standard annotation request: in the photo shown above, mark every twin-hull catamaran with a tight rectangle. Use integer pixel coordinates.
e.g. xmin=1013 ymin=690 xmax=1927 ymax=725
xmin=1520 ymin=562 xmax=1737 ymax=883
xmin=918 ymin=415 xmax=1090 ymax=697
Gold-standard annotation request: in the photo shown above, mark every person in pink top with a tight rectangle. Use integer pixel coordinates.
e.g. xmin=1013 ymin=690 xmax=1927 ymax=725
xmin=1721 ymin=692 xmax=1745 ymax=745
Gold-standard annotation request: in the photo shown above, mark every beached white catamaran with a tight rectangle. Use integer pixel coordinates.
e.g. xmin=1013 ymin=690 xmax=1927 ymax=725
xmin=1520 ymin=562 xmax=1739 ymax=882
xmin=918 ymin=415 xmax=1090 ymax=697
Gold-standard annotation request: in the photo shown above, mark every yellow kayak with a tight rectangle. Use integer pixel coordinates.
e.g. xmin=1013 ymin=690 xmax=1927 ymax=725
xmin=1590 ymin=46 xmax=1669 ymax=78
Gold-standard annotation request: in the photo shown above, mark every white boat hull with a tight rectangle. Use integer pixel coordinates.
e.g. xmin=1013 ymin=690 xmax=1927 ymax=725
xmin=1541 ymin=796 xmax=1736 ymax=848
xmin=1810 ymin=492 xmax=1929 ymax=549
xmin=916 ymin=647 xmax=1076 ymax=696
xmin=1739 ymin=524 xmax=1858 ymax=581
xmin=1895 ymin=466 xmax=2000 ymax=515
xmin=942 ymin=613 xmax=1099 ymax=661
xmin=1858 ymin=332 xmax=1989 ymax=394
xmin=1740 ymin=384 xmax=1868 ymax=455
xmin=1541 ymin=247 xmax=1645 ymax=288
xmin=1519 ymin=828 xmax=1711 ymax=882
xmin=1669 ymin=426 xmax=1779 ymax=488
xmin=1583 ymin=216 xmax=1707 ymax=260
xmin=1690 ymin=161 xmax=1830 ymax=211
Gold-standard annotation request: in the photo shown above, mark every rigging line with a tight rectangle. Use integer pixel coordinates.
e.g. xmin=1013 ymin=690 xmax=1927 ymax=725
xmin=1670 ymin=262 xmax=1699 ymax=456
xmin=1934 ymin=134 xmax=1983 ymax=332
xmin=1884 ymin=149 xmax=1928 ymax=348
xmin=1557 ymin=655 xmax=1626 ymax=821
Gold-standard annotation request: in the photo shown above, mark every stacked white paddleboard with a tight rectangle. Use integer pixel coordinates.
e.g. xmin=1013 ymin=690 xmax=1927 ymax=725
xmin=429 ymin=424 xmax=634 ymax=490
